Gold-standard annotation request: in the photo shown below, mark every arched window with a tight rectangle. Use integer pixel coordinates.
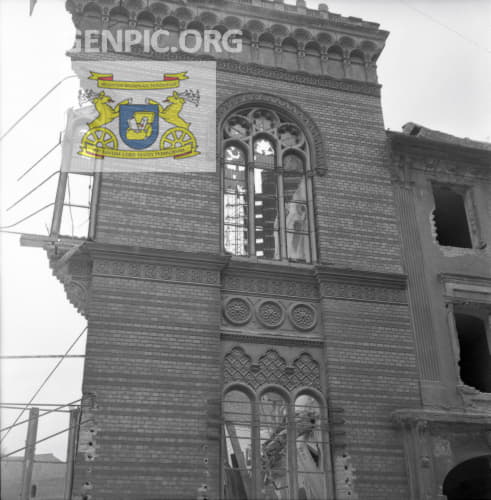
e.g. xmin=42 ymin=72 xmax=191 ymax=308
xmin=222 ymin=386 xmax=331 ymax=500
xmin=294 ymin=395 xmax=327 ymax=500
xmin=223 ymin=390 xmax=254 ymax=499
xmin=222 ymin=107 xmax=316 ymax=263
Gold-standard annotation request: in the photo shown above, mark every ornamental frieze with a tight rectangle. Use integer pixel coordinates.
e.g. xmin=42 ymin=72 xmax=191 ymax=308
xmin=320 ymin=282 xmax=407 ymax=304
xmin=93 ymin=259 xmax=220 ymax=286
xmin=222 ymin=295 xmax=319 ymax=332
xmin=222 ymin=274 xmax=319 ymax=299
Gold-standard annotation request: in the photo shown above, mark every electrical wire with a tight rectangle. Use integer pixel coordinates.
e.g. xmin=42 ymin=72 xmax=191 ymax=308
xmin=0 ymin=406 xmax=73 ymax=413
xmin=0 ymin=355 xmax=85 ymax=359
xmin=397 ymin=0 xmax=491 ymax=55
xmin=1 ymin=419 xmax=92 ymax=459
xmin=0 ymin=327 xmax=87 ymax=444
xmin=0 ymin=203 xmax=55 ymax=230
xmin=17 ymin=141 xmax=61 ymax=182
xmin=6 ymin=171 xmax=59 ymax=211
xmin=0 ymin=399 xmax=81 ymax=433
xmin=0 ymin=75 xmax=77 ymax=142
xmin=0 ymin=203 xmax=88 ymax=230
xmin=0 ymin=403 xmax=81 ymax=408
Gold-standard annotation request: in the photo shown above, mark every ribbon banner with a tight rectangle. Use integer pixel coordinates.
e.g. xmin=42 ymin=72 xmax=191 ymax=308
xmin=79 ymin=144 xmax=199 ymax=160
xmin=89 ymin=71 xmax=189 ymax=90
xmin=64 ymin=60 xmax=216 ymax=173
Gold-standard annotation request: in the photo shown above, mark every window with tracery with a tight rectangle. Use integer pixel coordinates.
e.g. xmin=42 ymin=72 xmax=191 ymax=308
xmin=223 ymin=388 xmax=330 ymax=500
xmin=222 ymin=107 xmax=316 ymax=263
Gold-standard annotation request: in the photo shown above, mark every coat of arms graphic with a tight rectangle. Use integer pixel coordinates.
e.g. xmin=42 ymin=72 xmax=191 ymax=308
xmin=78 ymin=71 xmax=201 ymax=160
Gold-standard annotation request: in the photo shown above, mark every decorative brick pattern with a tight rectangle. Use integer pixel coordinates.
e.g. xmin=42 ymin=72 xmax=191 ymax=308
xmin=223 ymin=346 xmax=321 ymax=391
xmin=223 ymin=275 xmax=318 ymax=299
xmin=93 ymin=259 xmax=220 ymax=286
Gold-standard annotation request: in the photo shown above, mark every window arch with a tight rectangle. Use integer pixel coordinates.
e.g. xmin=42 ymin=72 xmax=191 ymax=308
xmin=222 ymin=385 xmax=332 ymax=500
xmin=221 ymin=106 xmax=317 ymax=263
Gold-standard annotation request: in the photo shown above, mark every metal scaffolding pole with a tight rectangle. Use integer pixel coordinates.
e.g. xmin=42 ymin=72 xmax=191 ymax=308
xmin=19 ymin=407 xmax=39 ymax=500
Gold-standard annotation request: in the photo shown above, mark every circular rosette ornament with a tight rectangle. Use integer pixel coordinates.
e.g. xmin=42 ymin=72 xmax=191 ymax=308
xmin=223 ymin=297 xmax=252 ymax=326
xmin=256 ymin=300 xmax=285 ymax=329
xmin=289 ymin=303 xmax=317 ymax=331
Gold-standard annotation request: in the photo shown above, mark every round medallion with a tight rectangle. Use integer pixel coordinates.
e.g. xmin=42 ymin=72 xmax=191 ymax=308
xmin=256 ymin=300 xmax=284 ymax=328
xmin=223 ymin=297 xmax=252 ymax=326
xmin=290 ymin=303 xmax=317 ymax=331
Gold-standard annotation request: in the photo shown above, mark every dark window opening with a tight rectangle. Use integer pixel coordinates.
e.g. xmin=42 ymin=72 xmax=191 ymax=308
xmin=455 ymin=313 xmax=491 ymax=393
xmin=432 ymin=185 xmax=472 ymax=248
xmin=443 ymin=456 xmax=491 ymax=500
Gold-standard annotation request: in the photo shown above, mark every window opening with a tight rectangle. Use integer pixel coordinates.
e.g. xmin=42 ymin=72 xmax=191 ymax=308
xmin=222 ymin=388 xmax=331 ymax=500
xmin=223 ymin=391 xmax=253 ymax=500
xmin=222 ymin=107 xmax=315 ymax=263
xmin=60 ymin=173 xmax=93 ymax=238
xmin=224 ymin=146 xmax=248 ymax=256
xmin=432 ymin=185 xmax=472 ymax=248
xmin=454 ymin=313 xmax=491 ymax=393
xmin=260 ymin=391 xmax=290 ymax=499
xmin=295 ymin=395 xmax=326 ymax=500
xmin=443 ymin=456 xmax=491 ymax=500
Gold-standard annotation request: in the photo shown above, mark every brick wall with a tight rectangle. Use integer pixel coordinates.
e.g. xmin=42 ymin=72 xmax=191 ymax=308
xmin=72 ymin=269 xmax=223 ymax=500
xmin=320 ymin=298 xmax=420 ymax=500
xmin=72 ymin=67 xmax=418 ymax=500
xmin=95 ymin=69 xmax=402 ymax=274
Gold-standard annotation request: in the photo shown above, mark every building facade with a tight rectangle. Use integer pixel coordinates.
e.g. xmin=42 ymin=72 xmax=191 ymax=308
xmin=23 ymin=0 xmax=491 ymax=499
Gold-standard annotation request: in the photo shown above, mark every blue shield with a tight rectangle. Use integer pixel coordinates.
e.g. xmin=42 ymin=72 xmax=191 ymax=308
xmin=119 ymin=104 xmax=159 ymax=150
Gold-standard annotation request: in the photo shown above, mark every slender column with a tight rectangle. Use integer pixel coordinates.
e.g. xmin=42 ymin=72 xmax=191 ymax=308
xmin=88 ymin=172 xmax=101 ymax=240
xmin=51 ymin=172 xmax=68 ymax=236
xmin=393 ymin=182 xmax=441 ymax=380
xmin=64 ymin=408 xmax=80 ymax=500
xmin=277 ymin=167 xmax=287 ymax=260
xmin=20 ymin=407 xmax=39 ymax=500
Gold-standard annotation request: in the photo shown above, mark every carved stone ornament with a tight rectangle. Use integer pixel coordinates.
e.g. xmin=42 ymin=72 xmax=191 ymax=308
xmin=256 ymin=300 xmax=285 ymax=328
xmin=223 ymin=296 xmax=253 ymax=326
xmin=289 ymin=303 xmax=317 ymax=331
xmin=223 ymin=346 xmax=321 ymax=390
xmin=217 ymin=92 xmax=328 ymax=176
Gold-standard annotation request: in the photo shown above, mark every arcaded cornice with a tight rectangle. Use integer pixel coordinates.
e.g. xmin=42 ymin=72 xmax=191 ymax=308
xmin=65 ymin=0 xmax=387 ymax=85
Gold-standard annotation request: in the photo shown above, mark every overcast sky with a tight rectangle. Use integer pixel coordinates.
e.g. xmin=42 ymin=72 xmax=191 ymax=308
xmin=1 ymin=0 xmax=490 ymax=460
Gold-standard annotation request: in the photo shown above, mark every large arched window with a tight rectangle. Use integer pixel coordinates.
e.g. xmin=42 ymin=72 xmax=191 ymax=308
xmin=222 ymin=386 xmax=331 ymax=500
xmin=222 ymin=107 xmax=316 ymax=263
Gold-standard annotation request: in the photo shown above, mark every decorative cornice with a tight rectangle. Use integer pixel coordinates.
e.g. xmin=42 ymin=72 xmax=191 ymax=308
xmin=388 ymin=131 xmax=491 ymax=169
xmin=392 ymin=409 xmax=491 ymax=427
xmin=316 ymin=265 xmax=407 ymax=304
xmin=316 ymin=265 xmax=407 ymax=288
xmin=439 ymin=273 xmax=491 ymax=306
xmin=86 ymin=242 xmax=228 ymax=286
xmin=67 ymin=0 xmax=388 ymax=49
xmin=216 ymin=60 xmax=381 ymax=97
xmin=225 ymin=258 xmax=315 ymax=282
xmin=46 ymin=246 xmax=92 ymax=318
xmin=439 ymin=273 xmax=491 ymax=289
xmin=222 ymin=260 xmax=319 ymax=300
xmin=85 ymin=241 xmax=230 ymax=271
xmin=69 ymin=45 xmax=381 ymax=98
